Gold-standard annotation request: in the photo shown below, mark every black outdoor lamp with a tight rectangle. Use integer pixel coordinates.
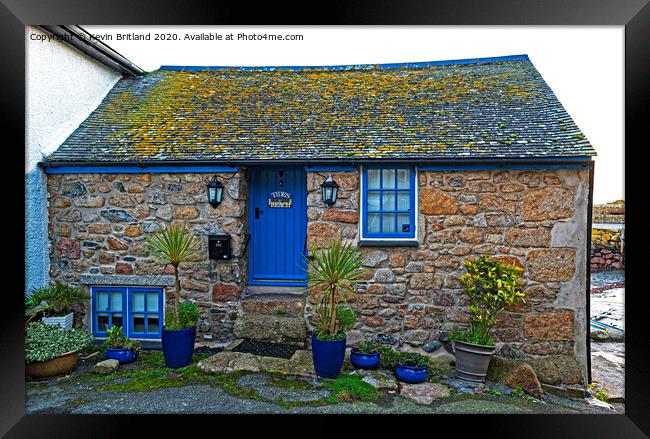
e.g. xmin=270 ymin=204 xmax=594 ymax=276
xmin=207 ymin=176 xmax=224 ymax=208
xmin=321 ymin=174 xmax=339 ymax=206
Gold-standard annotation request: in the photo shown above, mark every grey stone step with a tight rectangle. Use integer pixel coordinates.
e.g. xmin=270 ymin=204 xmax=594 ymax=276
xmin=233 ymin=313 xmax=307 ymax=345
xmin=241 ymin=293 xmax=306 ymax=316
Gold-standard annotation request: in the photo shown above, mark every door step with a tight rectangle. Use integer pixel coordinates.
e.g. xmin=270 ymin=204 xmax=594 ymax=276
xmin=241 ymin=293 xmax=306 ymax=316
xmin=233 ymin=313 xmax=307 ymax=345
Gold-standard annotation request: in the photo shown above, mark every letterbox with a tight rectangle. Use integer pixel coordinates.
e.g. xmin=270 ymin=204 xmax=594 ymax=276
xmin=208 ymin=234 xmax=231 ymax=260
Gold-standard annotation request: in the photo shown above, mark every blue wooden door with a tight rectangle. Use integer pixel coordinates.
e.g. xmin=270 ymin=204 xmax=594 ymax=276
xmin=249 ymin=166 xmax=307 ymax=285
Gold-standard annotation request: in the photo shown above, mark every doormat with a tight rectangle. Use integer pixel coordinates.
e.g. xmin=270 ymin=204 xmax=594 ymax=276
xmin=231 ymin=339 xmax=300 ymax=360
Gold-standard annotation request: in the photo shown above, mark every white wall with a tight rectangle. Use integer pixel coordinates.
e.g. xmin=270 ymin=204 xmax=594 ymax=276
xmin=25 ymin=26 xmax=122 ymax=292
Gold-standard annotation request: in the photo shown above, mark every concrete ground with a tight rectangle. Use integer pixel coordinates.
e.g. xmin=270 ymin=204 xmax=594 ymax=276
xmin=26 ymin=354 xmax=621 ymax=415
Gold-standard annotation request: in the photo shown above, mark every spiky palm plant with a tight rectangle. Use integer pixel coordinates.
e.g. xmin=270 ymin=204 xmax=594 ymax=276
xmin=145 ymin=225 xmax=200 ymax=326
xmin=305 ymin=240 xmax=366 ymax=340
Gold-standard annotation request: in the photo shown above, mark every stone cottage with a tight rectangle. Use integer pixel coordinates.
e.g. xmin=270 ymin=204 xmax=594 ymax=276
xmin=41 ymin=55 xmax=596 ymax=390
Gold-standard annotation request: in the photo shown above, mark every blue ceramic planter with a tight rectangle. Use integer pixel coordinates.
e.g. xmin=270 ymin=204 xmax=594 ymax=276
xmin=350 ymin=349 xmax=381 ymax=370
xmin=395 ymin=364 xmax=429 ymax=383
xmin=311 ymin=334 xmax=346 ymax=378
xmin=105 ymin=347 xmax=138 ymax=364
xmin=161 ymin=327 xmax=196 ymax=369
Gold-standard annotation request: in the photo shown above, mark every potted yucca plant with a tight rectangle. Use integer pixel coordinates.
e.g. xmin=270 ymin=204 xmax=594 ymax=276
xmin=146 ymin=224 xmax=201 ymax=369
xmin=450 ymin=256 xmax=525 ymax=382
xmin=305 ymin=240 xmax=365 ymax=378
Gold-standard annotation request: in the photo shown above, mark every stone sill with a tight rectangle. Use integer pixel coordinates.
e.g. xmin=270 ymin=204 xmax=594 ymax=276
xmin=79 ymin=274 xmax=175 ymax=287
xmin=358 ymin=240 xmax=419 ymax=247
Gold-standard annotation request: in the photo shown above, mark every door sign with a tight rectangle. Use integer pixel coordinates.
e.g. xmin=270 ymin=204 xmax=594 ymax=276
xmin=268 ymin=191 xmax=293 ymax=208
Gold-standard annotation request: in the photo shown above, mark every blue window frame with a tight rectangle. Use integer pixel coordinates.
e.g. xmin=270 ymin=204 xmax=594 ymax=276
xmin=362 ymin=166 xmax=416 ymax=239
xmin=92 ymin=287 xmax=164 ymax=339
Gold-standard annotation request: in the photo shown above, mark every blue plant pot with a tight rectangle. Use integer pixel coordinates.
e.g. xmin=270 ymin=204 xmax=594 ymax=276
xmin=395 ymin=364 xmax=429 ymax=383
xmin=350 ymin=349 xmax=381 ymax=370
xmin=105 ymin=347 xmax=138 ymax=364
xmin=161 ymin=327 xmax=196 ymax=369
xmin=311 ymin=334 xmax=346 ymax=378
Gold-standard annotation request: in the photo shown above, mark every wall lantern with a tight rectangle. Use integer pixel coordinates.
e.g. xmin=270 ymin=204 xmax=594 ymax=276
xmin=207 ymin=176 xmax=224 ymax=208
xmin=321 ymin=174 xmax=339 ymax=206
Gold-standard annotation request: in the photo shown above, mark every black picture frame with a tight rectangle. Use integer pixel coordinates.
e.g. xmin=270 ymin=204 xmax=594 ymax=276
xmin=1 ymin=1 xmax=647 ymax=436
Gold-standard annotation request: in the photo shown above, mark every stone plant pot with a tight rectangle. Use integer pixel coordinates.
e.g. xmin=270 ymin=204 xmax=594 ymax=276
xmin=25 ymin=350 xmax=80 ymax=380
xmin=453 ymin=340 xmax=496 ymax=382
xmin=42 ymin=312 xmax=74 ymax=330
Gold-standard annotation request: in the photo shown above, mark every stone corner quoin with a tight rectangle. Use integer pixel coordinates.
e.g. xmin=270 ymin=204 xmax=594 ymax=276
xmin=47 ymin=168 xmax=588 ymax=367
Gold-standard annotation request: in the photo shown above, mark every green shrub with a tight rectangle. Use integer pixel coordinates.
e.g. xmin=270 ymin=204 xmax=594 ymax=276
xmin=103 ymin=326 xmax=140 ymax=350
xmin=455 ymin=256 xmax=525 ymax=346
xmin=25 ymin=322 xmax=93 ymax=363
xmin=354 ymin=339 xmax=383 ymax=354
xmin=395 ymin=351 xmax=430 ymax=367
xmin=164 ymin=301 xmax=199 ymax=330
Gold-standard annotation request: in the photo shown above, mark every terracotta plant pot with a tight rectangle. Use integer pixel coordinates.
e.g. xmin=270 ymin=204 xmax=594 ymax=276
xmin=25 ymin=350 xmax=80 ymax=380
xmin=453 ymin=340 xmax=496 ymax=382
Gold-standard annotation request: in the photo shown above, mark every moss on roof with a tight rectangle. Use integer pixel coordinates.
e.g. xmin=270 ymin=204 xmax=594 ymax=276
xmin=47 ymin=56 xmax=595 ymax=163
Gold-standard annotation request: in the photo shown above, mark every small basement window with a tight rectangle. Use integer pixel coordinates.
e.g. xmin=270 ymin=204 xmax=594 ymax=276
xmin=361 ymin=166 xmax=417 ymax=240
xmin=92 ymin=286 xmax=164 ymax=339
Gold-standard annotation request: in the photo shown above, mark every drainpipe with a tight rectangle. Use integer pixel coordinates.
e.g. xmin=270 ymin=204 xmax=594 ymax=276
xmin=585 ymin=161 xmax=595 ymax=384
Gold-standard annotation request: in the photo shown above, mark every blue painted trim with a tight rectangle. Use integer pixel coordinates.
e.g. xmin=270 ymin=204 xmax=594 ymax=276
xmin=91 ymin=286 xmax=163 ymax=339
xmin=359 ymin=240 xmax=419 ymax=247
xmin=127 ymin=287 xmax=163 ymax=339
xmin=416 ymin=164 xmax=592 ymax=171
xmin=247 ymin=280 xmax=308 ymax=287
xmin=91 ymin=287 xmax=127 ymax=337
xmin=304 ymin=166 xmax=357 ymax=172
xmin=361 ymin=166 xmax=416 ymax=239
xmin=248 ymin=166 xmax=308 ymax=285
xmin=159 ymin=55 xmax=529 ymax=72
xmin=45 ymin=165 xmax=239 ymax=174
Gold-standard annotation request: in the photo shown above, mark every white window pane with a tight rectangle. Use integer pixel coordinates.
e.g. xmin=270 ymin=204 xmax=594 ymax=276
xmin=382 ymin=213 xmax=396 ymax=233
xmin=367 ymin=213 xmax=380 ymax=233
xmin=133 ymin=293 xmax=145 ymax=312
xmin=132 ymin=314 xmax=145 ymax=332
xmin=367 ymin=191 xmax=380 ymax=211
xmin=367 ymin=169 xmax=380 ymax=188
xmin=97 ymin=293 xmax=109 ymax=311
xmin=382 ymin=192 xmax=395 ymax=210
xmin=397 ymin=169 xmax=410 ymax=189
xmin=382 ymin=169 xmax=396 ymax=189
xmin=398 ymin=213 xmax=411 ymax=233
xmin=147 ymin=293 xmax=159 ymax=312
xmin=111 ymin=292 xmax=122 ymax=311
xmin=397 ymin=192 xmax=411 ymax=210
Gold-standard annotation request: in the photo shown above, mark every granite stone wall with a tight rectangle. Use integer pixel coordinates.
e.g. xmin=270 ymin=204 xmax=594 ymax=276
xmin=47 ymin=167 xmax=589 ymax=378
xmin=47 ymin=171 xmax=248 ymax=343
xmin=590 ymin=227 xmax=624 ymax=271
xmin=305 ymin=169 xmax=589 ymax=380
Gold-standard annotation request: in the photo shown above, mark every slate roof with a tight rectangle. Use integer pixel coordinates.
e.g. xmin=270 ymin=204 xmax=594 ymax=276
xmin=45 ymin=54 xmax=596 ymax=164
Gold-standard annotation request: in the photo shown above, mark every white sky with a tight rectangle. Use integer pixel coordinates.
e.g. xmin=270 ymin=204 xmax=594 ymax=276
xmin=84 ymin=26 xmax=624 ymax=204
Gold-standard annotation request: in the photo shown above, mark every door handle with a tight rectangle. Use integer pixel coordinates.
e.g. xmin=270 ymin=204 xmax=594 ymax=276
xmin=255 ymin=207 xmax=263 ymax=219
